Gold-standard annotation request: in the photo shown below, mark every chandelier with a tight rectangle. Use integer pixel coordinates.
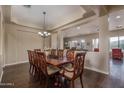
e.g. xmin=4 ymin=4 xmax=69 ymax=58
xmin=38 ymin=12 xmax=51 ymax=37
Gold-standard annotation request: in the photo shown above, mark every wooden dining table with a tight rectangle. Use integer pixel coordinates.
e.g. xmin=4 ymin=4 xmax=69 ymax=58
xmin=46 ymin=57 xmax=74 ymax=87
xmin=46 ymin=57 xmax=74 ymax=67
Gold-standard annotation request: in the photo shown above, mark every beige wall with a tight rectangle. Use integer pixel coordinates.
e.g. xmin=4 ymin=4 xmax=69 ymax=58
xmin=5 ymin=23 xmax=50 ymax=65
xmin=0 ymin=6 xmax=5 ymax=82
xmin=85 ymin=52 xmax=109 ymax=74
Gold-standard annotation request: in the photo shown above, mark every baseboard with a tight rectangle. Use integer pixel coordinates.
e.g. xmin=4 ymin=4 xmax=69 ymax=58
xmin=4 ymin=61 xmax=28 ymax=67
xmin=84 ymin=66 xmax=109 ymax=75
xmin=0 ymin=70 xmax=3 ymax=83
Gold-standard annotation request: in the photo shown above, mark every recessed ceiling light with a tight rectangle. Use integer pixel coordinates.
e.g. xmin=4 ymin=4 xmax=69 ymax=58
xmin=81 ymin=40 xmax=85 ymax=43
xmin=77 ymin=26 xmax=80 ymax=30
xmin=48 ymin=33 xmax=51 ymax=35
xmin=116 ymin=16 xmax=121 ymax=19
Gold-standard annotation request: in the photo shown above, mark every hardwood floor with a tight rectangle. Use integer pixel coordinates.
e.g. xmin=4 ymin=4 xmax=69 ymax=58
xmin=1 ymin=59 xmax=124 ymax=88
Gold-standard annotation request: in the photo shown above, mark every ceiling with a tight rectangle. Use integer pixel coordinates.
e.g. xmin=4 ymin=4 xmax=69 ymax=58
xmin=3 ymin=5 xmax=124 ymax=37
xmin=109 ymin=9 xmax=124 ymax=31
xmin=11 ymin=5 xmax=86 ymax=30
xmin=63 ymin=19 xmax=99 ymax=37
xmin=63 ymin=8 xmax=124 ymax=38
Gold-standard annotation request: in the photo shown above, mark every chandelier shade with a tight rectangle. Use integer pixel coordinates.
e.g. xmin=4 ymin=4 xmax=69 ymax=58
xmin=38 ymin=31 xmax=51 ymax=37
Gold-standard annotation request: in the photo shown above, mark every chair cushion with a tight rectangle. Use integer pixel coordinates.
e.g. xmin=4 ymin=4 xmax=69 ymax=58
xmin=63 ymin=63 xmax=73 ymax=69
xmin=60 ymin=67 xmax=74 ymax=79
xmin=47 ymin=65 xmax=60 ymax=75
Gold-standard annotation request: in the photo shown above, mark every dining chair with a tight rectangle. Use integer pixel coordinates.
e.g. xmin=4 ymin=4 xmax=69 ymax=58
xmin=66 ymin=50 xmax=75 ymax=60
xmin=57 ymin=49 xmax=64 ymax=59
xmin=34 ymin=49 xmax=42 ymax=74
xmin=60 ymin=52 xmax=86 ymax=88
xmin=33 ymin=51 xmax=45 ymax=79
xmin=50 ymin=49 xmax=57 ymax=58
xmin=37 ymin=52 xmax=60 ymax=87
xmin=27 ymin=50 xmax=41 ymax=76
xmin=27 ymin=50 xmax=35 ymax=75
xmin=63 ymin=50 xmax=75 ymax=68
xmin=34 ymin=49 xmax=41 ymax=52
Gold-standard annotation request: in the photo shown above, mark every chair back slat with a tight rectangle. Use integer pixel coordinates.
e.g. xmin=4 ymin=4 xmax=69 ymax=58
xmin=57 ymin=49 xmax=64 ymax=58
xmin=27 ymin=50 xmax=34 ymax=64
xmin=34 ymin=49 xmax=41 ymax=52
xmin=37 ymin=52 xmax=47 ymax=76
xmin=51 ymin=49 xmax=57 ymax=57
xmin=73 ymin=52 xmax=86 ymax=78
xmin=66 ymin=50 xmax=74 ymax=60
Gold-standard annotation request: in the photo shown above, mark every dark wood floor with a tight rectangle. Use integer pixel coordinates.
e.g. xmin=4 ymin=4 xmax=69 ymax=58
xmin=1 ymin=59 xmax=124 ymax=88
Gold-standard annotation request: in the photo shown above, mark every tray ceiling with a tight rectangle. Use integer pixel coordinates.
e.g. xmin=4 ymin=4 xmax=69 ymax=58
xmin=11 ymin=5 xmax=86 ymax=30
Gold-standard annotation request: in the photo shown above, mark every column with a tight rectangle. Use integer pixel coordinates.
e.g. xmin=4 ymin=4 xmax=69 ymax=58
xmin=57 ymin=31 xmax=64 ymax=49
xmin=51 ymin=32 xmax=58 ymax=49
xmin=99 ymin=14 xmax=109 ymax=74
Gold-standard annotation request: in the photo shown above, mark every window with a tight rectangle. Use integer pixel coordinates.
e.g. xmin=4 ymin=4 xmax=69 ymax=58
xmin=110 ymin=37 xmax=119 ymax=49
xmin=72 ymin=40 xmax=78 ymax=48
xmin=81 ymin=40 xmax=85 ymax=49
xmin=109 ymin=36 xmax=124 ymax=50
xmin=68 ymin=40 xmax=86 ymax=49
xmin=120 ymin=36 xmax=124 ymax=50
xmin=81 ymin=40 xmax=85 ymax=43
xmin=69 ymin=40 xmax=77 ymax=49
xmin=92 ymin=38 xmax=99 ymax=49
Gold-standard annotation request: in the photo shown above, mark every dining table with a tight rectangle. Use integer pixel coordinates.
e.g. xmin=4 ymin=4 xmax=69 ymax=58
xmin=46 ymin=56 xmax=74 ymax=67
xmin=46 ymin=56 xmax=74 ymax=87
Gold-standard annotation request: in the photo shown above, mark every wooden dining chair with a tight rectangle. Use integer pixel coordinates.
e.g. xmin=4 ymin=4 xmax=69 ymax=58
xmin=27 ymin=50 xmax=35 ymax=75
xmin=37 ymin=52 xmax=60 ymax=87
xmin=57 ymin=49 xmax=64 ymax=58
xmin=63 ymin=50 xmax=75 ymax=69
xmin=34 ymin=49 xmax=41 ymax=52
xmin=50 ymin=49 xmax=57 ymax=58
xmin=27 ymin=50 xmax=41 ymax=76
xmin=33 ymin=49 xmax=42 ymax=76
xmin=66 ymin=50 xmax=75 ymax=60
xmin=60 ymin=52 xmax=86 ymax=88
